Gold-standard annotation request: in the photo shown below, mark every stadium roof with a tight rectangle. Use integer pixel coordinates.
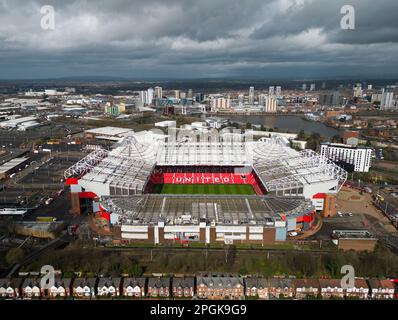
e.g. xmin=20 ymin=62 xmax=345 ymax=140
xmin=100 ymin=194 xmax=312 ymax=225
xmin=65 ymin=130 xmax=347 ymax=196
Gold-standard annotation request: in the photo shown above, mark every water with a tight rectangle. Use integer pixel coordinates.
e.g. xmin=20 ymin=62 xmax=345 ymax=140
xmin=209 ymin=115 xmax=341 ymax=137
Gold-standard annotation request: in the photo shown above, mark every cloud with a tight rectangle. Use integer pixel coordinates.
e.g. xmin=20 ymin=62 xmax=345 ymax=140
xmin=0 ymin=0 xmax=397 ymax=79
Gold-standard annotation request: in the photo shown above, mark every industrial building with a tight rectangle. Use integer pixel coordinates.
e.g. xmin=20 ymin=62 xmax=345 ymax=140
xmin=0 ymin=157 xmax=30 ymax=180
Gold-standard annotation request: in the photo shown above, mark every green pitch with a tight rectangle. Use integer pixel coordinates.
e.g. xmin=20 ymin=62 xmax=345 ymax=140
xmin=154 ymin=184 xmax=256 ymax=195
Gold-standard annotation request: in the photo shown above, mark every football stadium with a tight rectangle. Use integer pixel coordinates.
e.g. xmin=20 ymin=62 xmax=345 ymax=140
xmin=65 ymin=128 xmax=347 ymax=245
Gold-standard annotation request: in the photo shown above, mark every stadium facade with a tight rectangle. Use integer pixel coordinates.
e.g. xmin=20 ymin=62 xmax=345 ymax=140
xmin=65 ymin=128 xmax=347 ymax=245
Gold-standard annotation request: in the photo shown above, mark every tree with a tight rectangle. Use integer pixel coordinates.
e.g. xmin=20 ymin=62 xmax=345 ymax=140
xmin=331 ymin=134 xmax=341 ymax=143
xmin=5 ymin=248 xmax=24 ymax=265
xmin=306 ymin=133 xmax=322 ymax=151
xmin=297 ymin=130 xmax=306 ymax=140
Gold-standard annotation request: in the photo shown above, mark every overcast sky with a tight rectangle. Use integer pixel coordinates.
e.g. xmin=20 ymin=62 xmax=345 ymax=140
xmin=0 ymin=0 xmax=398 ymax=80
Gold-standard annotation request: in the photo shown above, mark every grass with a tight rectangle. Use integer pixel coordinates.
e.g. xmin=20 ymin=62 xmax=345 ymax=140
xmin=153 ymin=184 xmax=256 ymax=195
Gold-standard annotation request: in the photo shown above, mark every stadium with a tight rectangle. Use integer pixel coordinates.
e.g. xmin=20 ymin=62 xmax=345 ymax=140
xmin=65 ymin=128 xmax=347 ymax=245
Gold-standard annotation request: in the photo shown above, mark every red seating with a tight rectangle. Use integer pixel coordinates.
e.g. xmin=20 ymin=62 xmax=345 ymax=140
xmin=149 ymin=170 xmax=266 ymax=195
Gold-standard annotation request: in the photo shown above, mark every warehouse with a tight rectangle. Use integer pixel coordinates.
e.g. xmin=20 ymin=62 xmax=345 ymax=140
xmin=0 ymin=157 xmax=30 ymax=180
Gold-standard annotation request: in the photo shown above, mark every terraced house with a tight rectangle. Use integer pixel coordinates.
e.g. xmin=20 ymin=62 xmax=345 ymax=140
xmin=72 ymin=278 xmax=97 ymax=299
xmin=47 ymin=278 xmax=72 ymax=299
xmin=345 ymin=278 xmax=369 ymax=299
xmin=172 ymin=277 xmax=195 ymax=298
xmin=367 ymin=279 xmax=395 ymax=299
xmin=268 ymin=278 xmax=294 ymax=299
xmin=196 ymin=274 xmax=244 ymax=300
xmin=122 ymin=277 xmax=146 ymax=298
xmin=0 ymin=278 xmax=20 ymax=299
xmin=147 ymin=277 xmax=171 ymax=298
xmin=21 ymin=278 xmax=41 ymax=299
xmin=293 ymin=279 xmax=320 ymax=299
xmin=97 ymin=277 xmax=122 ymax=298
xmin=245 ymin=277 xmax=269 ymax=299
xmin=318 ymin=279 xmax=344 ymax=299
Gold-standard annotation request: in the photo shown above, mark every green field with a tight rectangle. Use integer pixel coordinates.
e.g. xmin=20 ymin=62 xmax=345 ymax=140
xmin=153 ymin=184 xmax=256 ymax=195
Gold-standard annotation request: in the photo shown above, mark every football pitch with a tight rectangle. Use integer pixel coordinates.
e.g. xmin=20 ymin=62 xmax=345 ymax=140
xmin=154 ymin=184 xmax=256 ymax=195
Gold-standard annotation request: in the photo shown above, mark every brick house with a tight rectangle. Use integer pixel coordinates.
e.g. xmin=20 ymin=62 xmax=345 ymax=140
xmin=172 ymin=277 xmax=195 ymax=298
xmin=147 ymin=277 xmax=171 ymax=298
xmin=196 ymin=274 xmax=244 ymax=300
xmin=269 ymin=278 xmax=294 ymax=299
xmin=47 ymin=278 xmax=72 ymax=299
xmin=367 ymin=279 xmax=395 ymax=300
xmin=293 ymin=279 xmax=320 ymax=299
xmin=97 ymin=277 xmax=122 ymax=298
xmin=122 ymin=277 xmax=146 ymax=298
xmin=0 ymin=278 xmax=21 ymax=299
xmin=21 ymin=278 xmax=41 ymax=299
xmin=318 ymin=279 xmax=344 ymax=299
xmin=72 ymin=278 xmax=97 ymax=299
xmin=345 ymin=278 xmax=369 ymax=299
xmin=244 ymin=277 xmax=269 ymax=299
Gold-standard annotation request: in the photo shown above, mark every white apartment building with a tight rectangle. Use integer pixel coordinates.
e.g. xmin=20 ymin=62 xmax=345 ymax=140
xmin=381 ymin=88 xmax=395 ymax=110
xmin=265 ymin=96 xmax=277 ymax=113
xmin=211 ymin=97 xmax=230 ymax=110
xmin=320 ymin=143 xmax=372 ymax=172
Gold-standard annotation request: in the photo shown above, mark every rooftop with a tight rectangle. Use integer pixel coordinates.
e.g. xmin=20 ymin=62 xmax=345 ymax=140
xmin=101 ymin=194 xmax=310 ymax=225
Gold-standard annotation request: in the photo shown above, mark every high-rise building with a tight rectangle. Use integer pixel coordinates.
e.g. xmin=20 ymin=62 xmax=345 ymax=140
xmin=310 ymin=83 xmax=316 ymax=91
xmin=353 ymin=83 xmax=363 ymax=98
xmin=211 ymin=97 xmax=230 ymax=110
xmin=187 ymin=89 xmax=193 ymax=99
xmin=139 ymin=91 xmax=148 ymax=104
xmin=302 ymin=83 xmax=307 ymax=91
xmin=321 ymin=82 xmax=326 ymax=89
xmin=155 ymin=86 xmax=163 ymax=99
xmin=276 ymin=86 xmax=282 ymax=97
xmin=174 ymin=90 xmax=180 ymax=100
xmin=265 ymin=96 xmax=277 ymax=113
xmin=367 ymin=84 xmax=373 ymax=90
xmin=319 ymin=91 xmax=341 ymax=106
xmin=238 ymin=94 xmax=244 ymax=107
xmin=381 ymin=87 xmax=395 ymax=110
xmin=249 ymin=86 xmax=255 ymax=104
xmin=195 ymin=92 xmax=204 ymax=103
xmin=147 ymin=87 xmax=154 ymax=105
xmin=269 ymin=86 xmax=275 ymax=96
xmin=258 ymin=94 xmax=266 ymax=106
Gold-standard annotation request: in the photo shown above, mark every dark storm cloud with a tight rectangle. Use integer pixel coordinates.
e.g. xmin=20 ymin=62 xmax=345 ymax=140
xmin=0 ymin=0 xmax=397 ymax=79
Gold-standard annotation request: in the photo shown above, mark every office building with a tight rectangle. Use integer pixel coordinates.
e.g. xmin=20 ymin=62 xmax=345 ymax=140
xmin=276 ymin=86 xmax=282 ymax=98
xmin=249 ymin=86 xmax=255 ymax=104
xmin=155 ymin=86 xmax=163 ymax=99
xmin=269 ymin=86 xmax=275 ymax=96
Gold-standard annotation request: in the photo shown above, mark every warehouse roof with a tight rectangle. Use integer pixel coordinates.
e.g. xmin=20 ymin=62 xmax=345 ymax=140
xmin=85 ymin=126 xmax=133 ymax=137
xmin=0 ymin=157 xmax=29 ymax=174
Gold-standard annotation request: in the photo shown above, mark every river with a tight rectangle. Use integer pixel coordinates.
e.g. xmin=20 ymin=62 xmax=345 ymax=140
xmin=206 ymin=115 xmax=341 ymax=137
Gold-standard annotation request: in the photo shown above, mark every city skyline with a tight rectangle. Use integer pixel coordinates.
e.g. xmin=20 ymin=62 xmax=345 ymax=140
xmin=1 ymin=0 xmax=398 ymax=80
